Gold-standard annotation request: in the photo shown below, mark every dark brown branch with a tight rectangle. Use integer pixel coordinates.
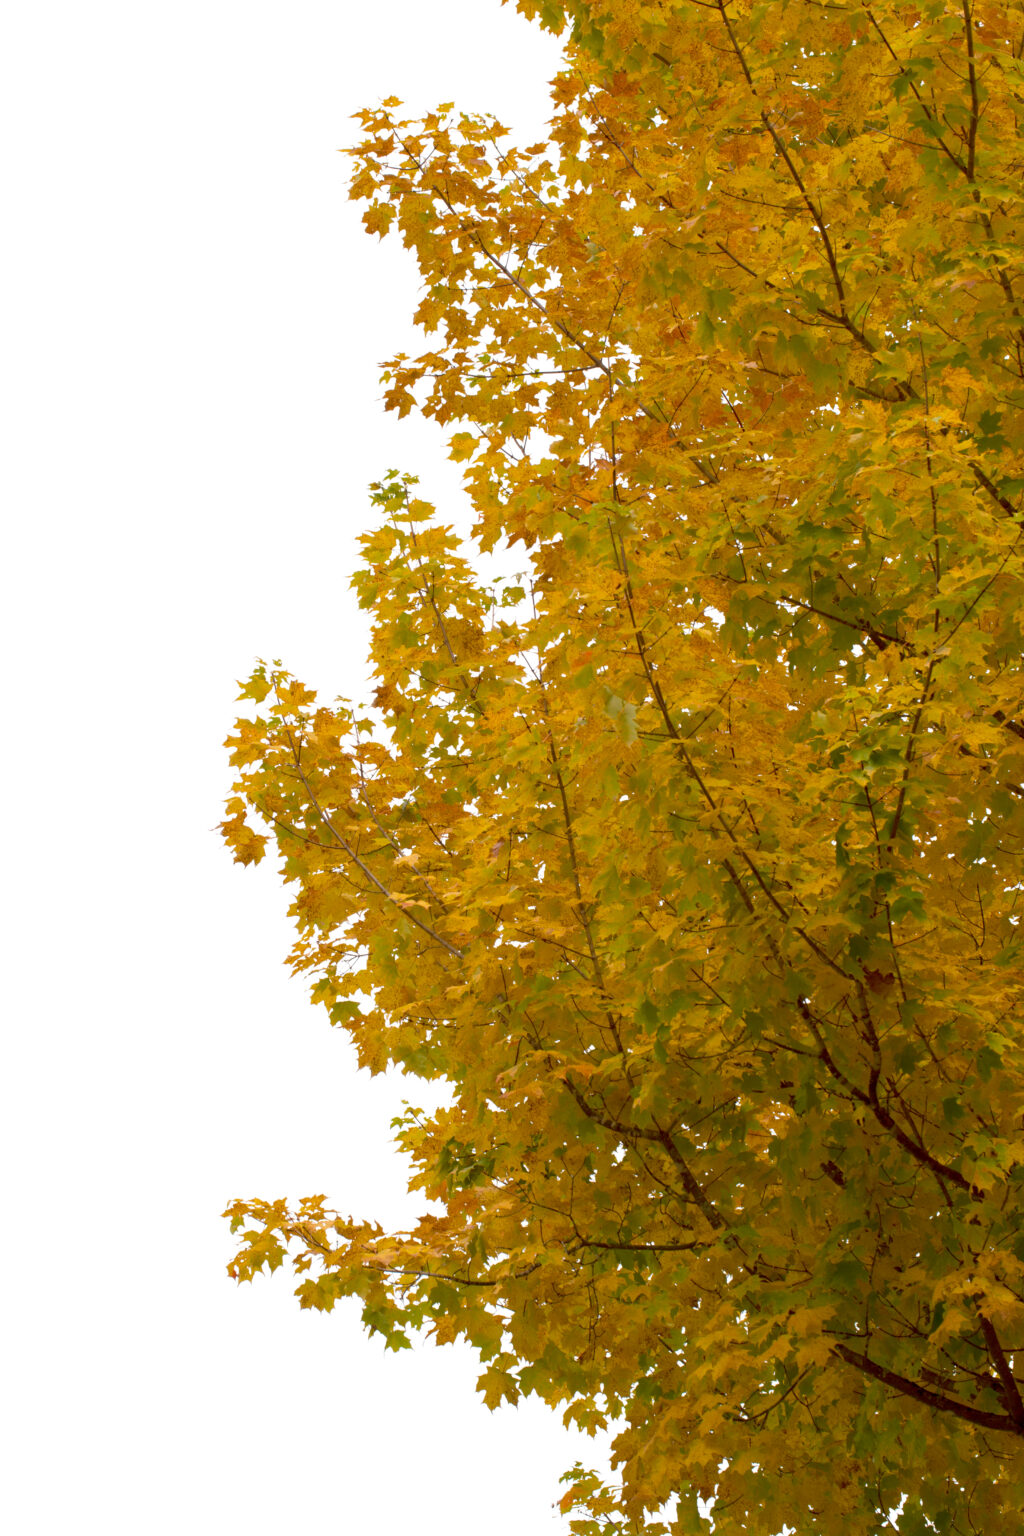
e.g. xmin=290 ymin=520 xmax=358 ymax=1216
xmin=836 ymin=1345 xmax=1022 ymax=1434
xmin=961 ymin=0 xmax=980 ymax=183
xmin=797 ymin=997 xmax=973 ymax=1193
xmin=573 ymin=1236 xmax=703 ymax=1254
xmin=978 ymin=1312 xmax=1024 ymax=1428
xmin=560 ymin=1074 xmax=725 ymax=1231
xmin=656 ymin=1129 xmax=727 ymax=1231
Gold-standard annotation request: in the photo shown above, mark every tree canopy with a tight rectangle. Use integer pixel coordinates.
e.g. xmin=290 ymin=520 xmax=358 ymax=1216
xmin=221 ymin=2 xmax=1024 ymax=1530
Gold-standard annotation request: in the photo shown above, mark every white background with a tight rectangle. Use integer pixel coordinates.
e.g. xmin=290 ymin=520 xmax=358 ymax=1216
xmin=2 ymin=4 xmax=608 ymax=1530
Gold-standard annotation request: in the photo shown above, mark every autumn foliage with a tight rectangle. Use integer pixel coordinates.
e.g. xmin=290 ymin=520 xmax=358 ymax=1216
xmin=221 ymin=2 xmax=1024 ymax=1530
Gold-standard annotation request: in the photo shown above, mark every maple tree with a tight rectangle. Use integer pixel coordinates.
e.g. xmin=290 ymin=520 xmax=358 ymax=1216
xmin=220 ymin=1 xmax=1024 ymax=1530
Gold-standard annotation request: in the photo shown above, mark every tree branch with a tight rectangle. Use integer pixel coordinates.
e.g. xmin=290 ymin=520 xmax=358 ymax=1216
xmin=835 ymin=1344 xmax=1022 ymax=1434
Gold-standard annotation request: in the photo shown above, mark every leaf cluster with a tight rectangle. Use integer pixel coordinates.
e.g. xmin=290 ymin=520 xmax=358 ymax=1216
xmin=222 ymin=3 xmax=1024 ymax=1530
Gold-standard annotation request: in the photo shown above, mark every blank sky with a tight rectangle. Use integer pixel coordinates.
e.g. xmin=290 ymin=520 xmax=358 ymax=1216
xmin=2 ymin=4 xmax=611 ymax=1531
